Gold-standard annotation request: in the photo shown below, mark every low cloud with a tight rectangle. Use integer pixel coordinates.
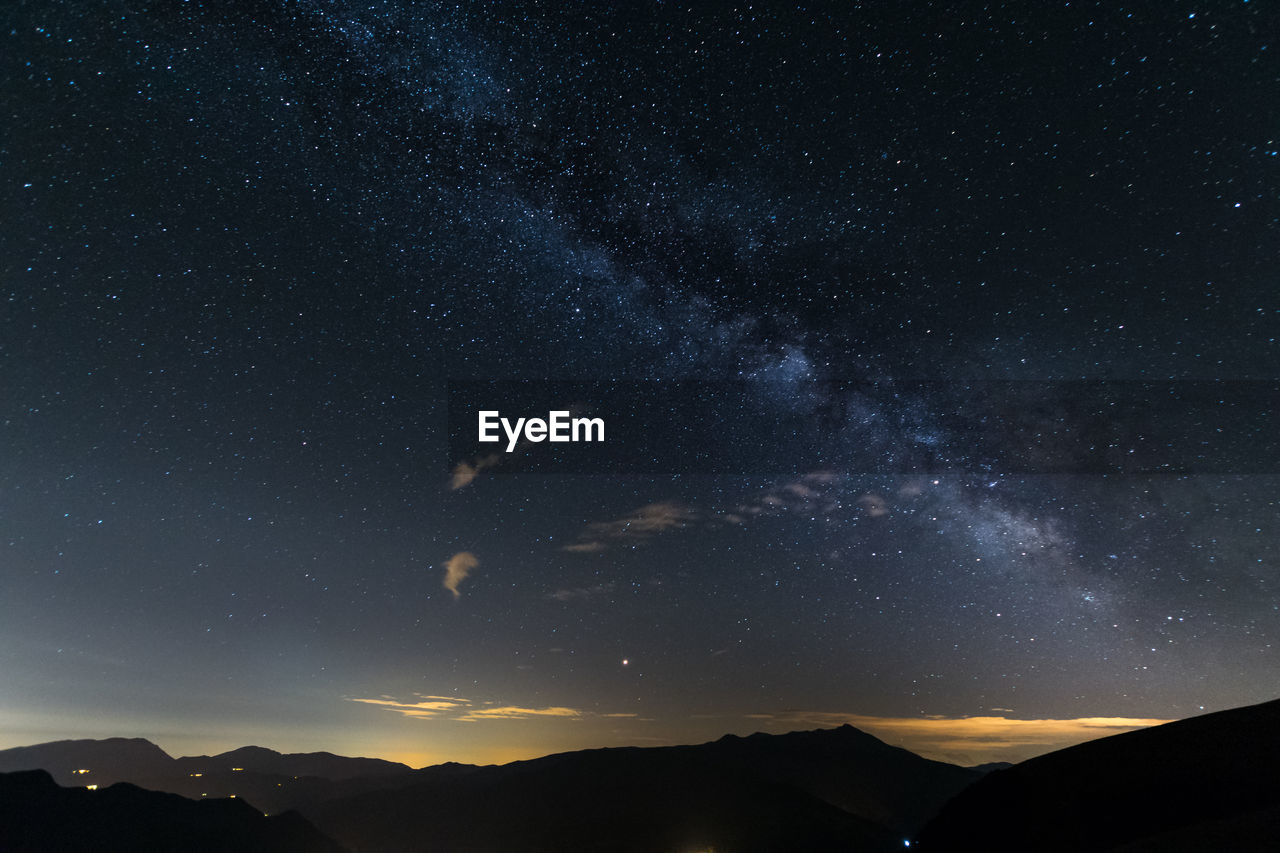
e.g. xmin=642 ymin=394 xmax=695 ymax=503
xmin=744 ymin=711 xmax=1174 ymax=765
xmin=442 ymin=551 xmax=479 ymax=599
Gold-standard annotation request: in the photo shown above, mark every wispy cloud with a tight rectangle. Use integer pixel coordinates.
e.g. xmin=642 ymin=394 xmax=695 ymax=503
xmin=562 ymin=500 xmax=697 ymax=552
xmin=856 ymin=493 xmax=889 ymax=517
xmin=347 ymin=694 xmax=586 ymax=723
xmin=743 ymin=710 xmax=1174 ymax=765
xmin=559 ymin=472 xmax=850 ymax=555
xmin=442 ymin=551 xmax=479 ymax=599
xmin=455 ymin=706 xmax=581 ymax=722
xmin=450 ymin=454 xmax=502 ymax=490
xmin=349 ymin=696 xmax=471 ymax=719
xmin=547 ymin=582 xmax=615 ymax=602
xmin=726 ymin=471 xmax=848 ymax=522
xmin=561 ymin=541 xmax=607 ymax=553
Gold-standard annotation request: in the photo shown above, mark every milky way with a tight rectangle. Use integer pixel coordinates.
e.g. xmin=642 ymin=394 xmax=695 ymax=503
xmin=2 ymin=1 xmax=1276 ymax=766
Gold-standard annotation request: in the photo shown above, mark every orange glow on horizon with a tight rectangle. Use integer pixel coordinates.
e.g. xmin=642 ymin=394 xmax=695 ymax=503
xmin=743 ymin=711 xmax=1176 ymax=765
xmin=342 ymin=712 xmax=1179 ymax=770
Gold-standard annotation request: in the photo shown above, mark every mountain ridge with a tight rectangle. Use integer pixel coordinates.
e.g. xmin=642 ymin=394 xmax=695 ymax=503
xmin=0 ymin=724 xmax=980 ymax=851
xmin=20 ymin=708 xmax=1278 ymax=853
xmin=302 ymin=723 xmax=980 ymax=852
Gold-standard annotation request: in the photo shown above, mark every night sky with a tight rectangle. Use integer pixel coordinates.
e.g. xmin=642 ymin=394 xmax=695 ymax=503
xmin=2 ymin=1 xmax=1277 ymax=768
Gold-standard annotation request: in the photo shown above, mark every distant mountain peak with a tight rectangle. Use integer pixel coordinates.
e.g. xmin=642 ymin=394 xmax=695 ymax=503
xmin=214 ymin=745 xmax=284 ymax=760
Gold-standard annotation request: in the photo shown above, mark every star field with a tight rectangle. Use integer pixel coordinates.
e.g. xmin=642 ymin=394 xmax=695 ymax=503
xmin=1 ymin=0 xmax=1276 ymax=766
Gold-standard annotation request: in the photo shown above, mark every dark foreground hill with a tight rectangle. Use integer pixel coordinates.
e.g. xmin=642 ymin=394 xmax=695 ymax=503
xmin=916 ymin=697 xmax=1280 ymax=852
xmin=0 ymin=769 xmax=347 ymax=853
xmin=304 ymin=725 xmax=981 ymax=853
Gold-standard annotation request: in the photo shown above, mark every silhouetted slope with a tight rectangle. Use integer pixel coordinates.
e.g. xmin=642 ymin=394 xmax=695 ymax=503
xmin=0 ymin=737 xmax=175 ymax=785
xmin=965 ymin=761 xmax=1013 ymax=774
xmin=0 ymin=769 xmax=347 ymax=853
xmin=0 ymin=737 xmax=418 ymax=814
xmin=126 ymin=765 xmax=422 ymax=816
xmin=176 ymin=745 xmax=410 ymax=779
xmin=701 ymin=725 xmax=979 ymax=833
xmin=1111 ymin=804 xmax=1280 ymax=853
xmin=308 ymin=726 xmax=979 ymax=853
xmin=0 ymin=726 xmax=983 ymax=852
xmin=916 ymin=697 xmax=1280 ymax=852
xmin=314 ymin=752 xmax=895 ymax=853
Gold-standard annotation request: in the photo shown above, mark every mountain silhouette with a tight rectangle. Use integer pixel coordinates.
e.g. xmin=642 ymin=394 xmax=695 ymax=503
xmin=9 ymin=702 xmax=1280 ymax=852
xmin=916 ymin=697 xmax=1280 ymax=851
xmin=0 ymin=725 xmax=979 ymax=852
xmin=304 ymin=725 xmax=980 ymax=852
xmin=0 ymin=768 xmax=347 ymax=853
xmin=965 ymin=761 xmax=1014 ymax=774
xmin=0 ymin=737 xmax=175 ymax=785
xmin=0 ymin=737 xmax=417 ymax=815
xmin=175 ymin=745 xmax=410 ymax=780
